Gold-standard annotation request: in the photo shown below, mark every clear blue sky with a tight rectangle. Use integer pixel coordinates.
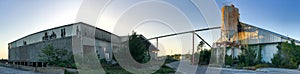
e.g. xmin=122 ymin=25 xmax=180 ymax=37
xmin=0 ymin=0 xmax=299 ymax=59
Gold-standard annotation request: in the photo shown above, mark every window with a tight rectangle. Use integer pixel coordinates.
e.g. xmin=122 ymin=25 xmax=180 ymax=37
xmin=42 ymin=32 xmax=48 ymax=41
xmin=23 ymin=41 xmax=27 ymax=45
xmin=61 ymin=28 xmax=66 ymax=38
xmin=8 ymin=44 xmax=11 ymax=49
xmin=50 ymin=31 xmax=57 ymax=39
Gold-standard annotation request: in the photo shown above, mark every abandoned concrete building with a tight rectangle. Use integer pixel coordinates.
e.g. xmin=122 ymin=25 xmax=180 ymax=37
xmin=216 ymin=5 xmax=300 ymax=63
xmin=8 ymin=22 xmax=158 ymax=67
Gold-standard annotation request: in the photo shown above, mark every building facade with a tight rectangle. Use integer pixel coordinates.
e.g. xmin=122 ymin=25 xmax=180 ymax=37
xmin=8 ymin=22 xmax=158 ymax=67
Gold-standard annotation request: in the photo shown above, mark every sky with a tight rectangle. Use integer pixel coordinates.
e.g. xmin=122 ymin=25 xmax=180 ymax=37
xmin=0 ymin=0 xmax=300 ymax=59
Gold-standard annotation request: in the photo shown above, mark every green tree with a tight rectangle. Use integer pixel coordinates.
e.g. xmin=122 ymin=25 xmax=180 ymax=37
xmin=39 ymin=45 xmax=74 ymax=67
xmin=197 ymin=41 xmax=205 ymax=51
xmin=271 ymin=52 xmax=282 ymax=67
xmin=128 ymin=32 xmax=150 ymax=63
xmin=202 ymin=49 xmax=211 ymax=65
xmin=271 ymin=40 xmax=300 ymax=69
xmin=236 ymin=46 xmax=257 ymax=67
xmin=195 ymin=49 xmax=211 ymax=65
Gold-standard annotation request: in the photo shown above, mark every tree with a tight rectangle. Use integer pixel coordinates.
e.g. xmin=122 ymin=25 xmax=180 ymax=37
xmin=271 ymin=40 xmax=300 ymax=69
xmin=128 ymin=32 xmax=150 ymax=63
xmin=39 ymin=45 xmax=74 ymax=67
xmin=172 ymin=54 xmax=182 ymax=60
xmin=236 ymin=46 xmax=257 ymax=67
xmin=195 ymin=49 xmax=211 ymax=65
xmin=197 ymin=41 xmax=205 ymax=52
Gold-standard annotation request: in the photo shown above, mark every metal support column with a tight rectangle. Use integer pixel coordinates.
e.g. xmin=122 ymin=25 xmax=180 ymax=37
xmin=192 ymin=32 xmax=195 ymax=64
xmin=156 ymin=38 xmax=158 ymax=50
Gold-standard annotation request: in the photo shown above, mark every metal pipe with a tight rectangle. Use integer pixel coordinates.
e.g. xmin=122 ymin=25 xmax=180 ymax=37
xmin=147 ymin=27 xmax=221 ymax=40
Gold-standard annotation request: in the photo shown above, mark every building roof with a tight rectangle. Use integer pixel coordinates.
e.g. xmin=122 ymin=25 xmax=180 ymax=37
xmin=241 ymin=22 xmax=300 ymax=43
xmin=9 ymin=22 xmax=119 ymax=44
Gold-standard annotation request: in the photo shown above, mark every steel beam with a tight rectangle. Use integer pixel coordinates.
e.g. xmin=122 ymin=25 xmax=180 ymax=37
xmin=194 ymin=33 xmax=212 ymax=48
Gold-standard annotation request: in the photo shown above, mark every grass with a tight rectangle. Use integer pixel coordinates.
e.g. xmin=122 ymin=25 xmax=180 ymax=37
xmin=101 ymin=64 xmax=177 ymax=74
xmin=153 ymin=65 xmax=177 ymax=74
xmin=103 ymin=65 xmax=132 ymax=74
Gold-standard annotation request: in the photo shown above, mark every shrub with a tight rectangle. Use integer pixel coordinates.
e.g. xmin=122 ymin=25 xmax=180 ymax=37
xmin=225 ymin=55 xmax=233 ymax=66
xmin=58 ymin=63 xmax=67 ymax=67
xmin=71 ymin=64 xmax=77 ymax=69
xmin=154 ymin=65 xmax=176 ymax=73
xmin=254 ymin=64 xmax=269 ymax=69
xmin=237 ymin=63 xmax=246 ymax=69
xmin=235 ymin=47 xmax=257 ymax=67
xmin=194 ymin=49 xmax=211 ymax=65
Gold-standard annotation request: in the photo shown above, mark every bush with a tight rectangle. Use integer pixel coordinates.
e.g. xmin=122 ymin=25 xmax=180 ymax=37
xmin=71 ymin=64 xmax=77 ymax=69
xmin=286 ymin=58 xmax=298 ymax=69
xmin=254 ymin=64 xmax=269 ymax=69
xmin=153 ymin=65 xmax=176 ymax=73
xmin=225 ymin=55 xmax=233 ymax=66
xmin=58 ymin=63 xmax=67 ymax=67
xmin=235 ymin=47 xmax=257 ymax=67
xmin=100 ymin=59 xmax=107 ymax=64
xmin=237 ymin=63 xmax=246 ymax=69
xmin=271 ymin=53 xmax=282 ymax=67
xmin=194 ymin=49 xmax=211 ymax=65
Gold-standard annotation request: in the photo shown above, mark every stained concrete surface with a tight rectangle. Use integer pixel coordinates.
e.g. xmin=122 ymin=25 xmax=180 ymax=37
xmin=0 ymin=66 xmax=44 ymax=74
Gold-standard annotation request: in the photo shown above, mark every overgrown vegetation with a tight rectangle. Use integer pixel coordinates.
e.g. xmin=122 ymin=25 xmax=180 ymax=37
xmin=237 ymin=46 xmax=258 ymax=67
xmin=193 ymin=41 xmax=211 ymax=65
xmin=195 ymin=49 xmax=211 ymax=65
xmin=224 ymin=45 xmax=265 ymax=69
xmin=225 ymin=55 xmax=233 ymax=66
xmin=224 ymin=40 xmax=300 ymax=69
xmin=39 ymin=45 xmax=75 ymax=68
xmin=271 ymin=40 xmax=300 ymax=69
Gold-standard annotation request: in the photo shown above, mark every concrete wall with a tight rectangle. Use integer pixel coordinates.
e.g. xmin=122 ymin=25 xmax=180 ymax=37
xmin=261 ymin=44 xmax=278 ymax=63
xmin=9 ymin=23 xmax=121 ymax=63
xmin=226 ymin=47 xmax=242 ymax=58
xmin=225 ymin=44 xmax=279 ymax=63
xmin=9 ymin=37 xmax=73 ymax=62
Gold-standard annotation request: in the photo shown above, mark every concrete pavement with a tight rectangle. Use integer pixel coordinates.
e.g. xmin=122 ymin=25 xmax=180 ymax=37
xmin=0 ymin=66 xmax=44 ymax=74
xmin=166 ymin=60 xmax=300 ymax=74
